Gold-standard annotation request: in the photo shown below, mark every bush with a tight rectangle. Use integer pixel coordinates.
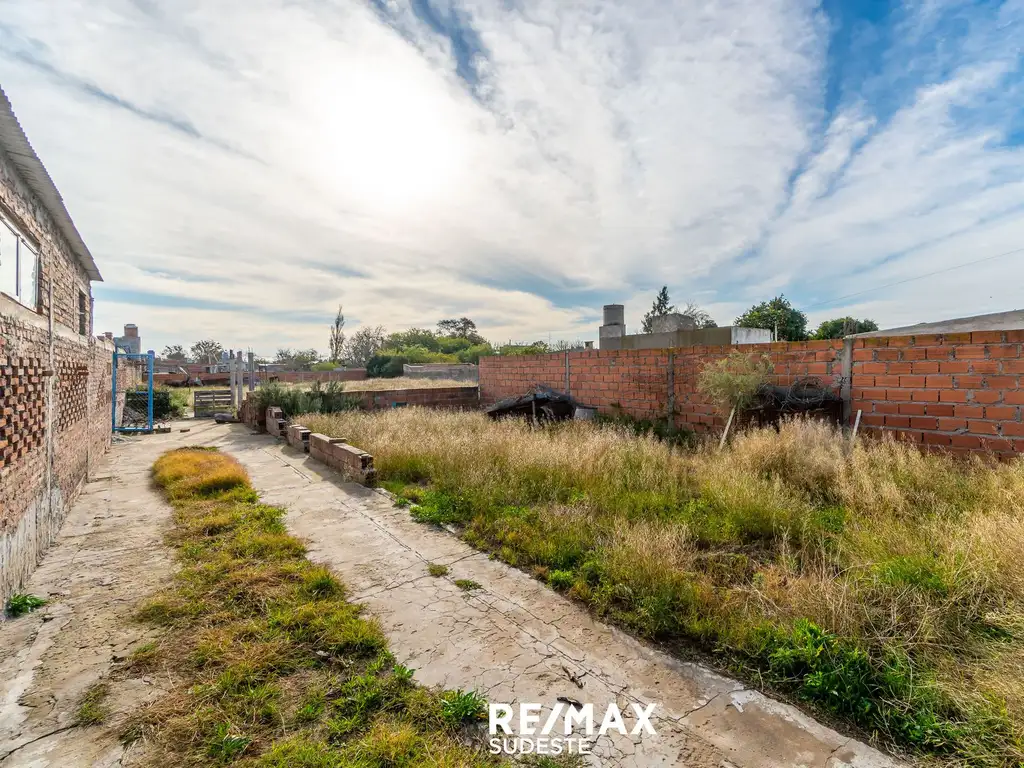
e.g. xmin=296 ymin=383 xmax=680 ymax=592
xmin=252 ymin=382 xmax=361 ymax=418
xmin=366 ymin=355 xmax=406 ymax=379
xmin=697 ymin=351 xmax=774 ymax=411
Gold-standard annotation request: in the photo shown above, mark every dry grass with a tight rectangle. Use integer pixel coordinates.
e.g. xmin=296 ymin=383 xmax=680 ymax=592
xmin=123 ymin=447 xmax=497 ymax=767
xmin=301 ymin=409 xmax=1024 ymax=766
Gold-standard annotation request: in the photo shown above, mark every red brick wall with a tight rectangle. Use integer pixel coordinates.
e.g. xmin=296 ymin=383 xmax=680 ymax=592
xmin=1 ymin=300 xmax=123 ymax=601
xmin=480 ymin=342 xmax=844 ymax=430
xmin=850 ymin=331 xmax=1023 ymax=452
xmin=346 ymin=386 xmax=479 ymax=410
xmin=480 ymin=335 xmax=1024 ymax=456
xmin=271 ymin=370 xmax=367 ymax=384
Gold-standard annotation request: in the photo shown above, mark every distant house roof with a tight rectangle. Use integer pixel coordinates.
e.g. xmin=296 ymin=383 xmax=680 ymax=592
xmin=0 ymin=86 xmax=102 ymax=282
xmin=852 ymin=309 xmax=1024 ymax=338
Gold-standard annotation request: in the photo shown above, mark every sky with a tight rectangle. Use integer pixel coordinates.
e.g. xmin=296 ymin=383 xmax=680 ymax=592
xmin=0 ymin=0 xmax=1022 ymax=356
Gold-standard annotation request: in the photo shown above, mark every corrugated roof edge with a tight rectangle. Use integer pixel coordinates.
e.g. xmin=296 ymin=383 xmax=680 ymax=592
xmin=849 ymin=308 xmax=1024 ymax=338
xmin=0 ymin=86 xmax=101 ymax=282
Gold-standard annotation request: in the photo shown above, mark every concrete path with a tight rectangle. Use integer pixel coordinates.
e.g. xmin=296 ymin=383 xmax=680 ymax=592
xmin=0 ymin=436 xmax=174 ymax=767
xmin=0 ymin=421 xmax=908 ymax=768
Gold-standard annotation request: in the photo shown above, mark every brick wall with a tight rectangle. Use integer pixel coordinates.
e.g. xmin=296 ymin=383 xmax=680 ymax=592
xmin=271 ymin=370 xmax=367 ymax=384
xmin=480 ymin=335 xmax=1023 ymax=456
xmin=481 ymin=343 xmax=844 ymax=430
xmin=1 ymin=298 xmax=122 ymax=602
xmin=850 ymin=331 xmax=1023 ymax=452
xmin=345 ymin=386 xmax=479 ymax=411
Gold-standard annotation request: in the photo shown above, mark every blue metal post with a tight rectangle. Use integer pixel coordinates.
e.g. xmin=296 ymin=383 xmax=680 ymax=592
xmin=147 ymin=350 xmax=155 ymax=430
xmin=111 ymin=350 xmax=118 ymax=432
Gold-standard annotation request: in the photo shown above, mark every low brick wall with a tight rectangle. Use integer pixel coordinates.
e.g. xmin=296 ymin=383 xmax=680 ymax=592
xmin=265 ymin=406 xmax=286 ymax=438
xmin=271 ymin=369 xmax=367 ymax=384
xmin=286 ymin=423 xmax=310 ymax=452
xmin=345 ymin=386 xmax=479 ymax=410
xmin=308 ymin=432 xmax=376 ymax=485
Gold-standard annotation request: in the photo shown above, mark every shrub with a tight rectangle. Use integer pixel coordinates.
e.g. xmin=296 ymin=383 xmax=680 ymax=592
xmin=696 ymin=351 xmax=774 ymax=411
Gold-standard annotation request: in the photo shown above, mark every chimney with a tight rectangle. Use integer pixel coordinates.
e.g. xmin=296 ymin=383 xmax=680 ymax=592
xmin=124 ymin=323 xmax=138 ymax=338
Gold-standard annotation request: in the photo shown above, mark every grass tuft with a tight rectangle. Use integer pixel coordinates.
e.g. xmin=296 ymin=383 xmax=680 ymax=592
xmin=428 ymin=563 xmax=450 ymax=577
xmin=6 ymin=593 xmax=47 ymax=617
xmin=74 ymin=682 xmax=111 ymax=726
xmin=454 ymin=579 xmax=482 ymax=592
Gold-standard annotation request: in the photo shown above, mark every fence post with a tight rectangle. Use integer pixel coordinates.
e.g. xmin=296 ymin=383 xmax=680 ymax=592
xmin=841 ymin=338 xmax=853 ymax=426
xmin=564 ymin=350 xmax=570 ymax=396
xmin=667 ymin=350 xmax=675 ymax=424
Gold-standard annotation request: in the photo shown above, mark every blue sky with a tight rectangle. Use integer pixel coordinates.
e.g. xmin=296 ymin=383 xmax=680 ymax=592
xmin=0 ymin=0 xmax=1021 ymax=355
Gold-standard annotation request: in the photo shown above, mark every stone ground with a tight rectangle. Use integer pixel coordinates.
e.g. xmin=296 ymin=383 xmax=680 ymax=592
xmin=0 ymin=421 xmax=909 ymax=768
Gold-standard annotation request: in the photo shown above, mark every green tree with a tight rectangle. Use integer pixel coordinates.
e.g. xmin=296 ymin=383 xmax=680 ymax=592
xmin=275 ymin=348 xmax=321 ymax=371
xmin=437 ymin=318 xmax=484 ymax=344
xmin=813 ymin=317 xmax=879 ymax=339
xmin=641 ymin=287 xmax=676 ymax=333
xmin=386 ymin=328 xmax=440 ymax=352
xmin=344 ymin=326 xmax=387 ymax=366
xmin=328 ymin=305 xmax=346 ymax=362
xmin=680 ymin=302 xmax=718 ymax=329
xmin=735 ymin=295 xmax=808 ymax=341
xmin=189 ymin=339 xmax=223 ymax=365
xmin=161 ymin=344 xmax=189 ymax=362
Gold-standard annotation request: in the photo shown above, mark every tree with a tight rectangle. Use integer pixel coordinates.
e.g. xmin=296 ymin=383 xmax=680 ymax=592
xmin=161 ymin=344 xmax=189 ymax=362
xmin=190 ymin=339 xmax=223 ymax=365
xmin=387 ymin=328 xmax=440 ymax=352
xmin=275 ymin=348 xmax=321 ymax=371
xmin=641 ymin=287 xmax=676 ymax=333
xmin=735 ymin=295 xmax=808 ymax=341
xmin=328 ymin=305 xmax=346 ymax=362
xmin=813 ymin=317 xmax=879 ymax=339
xmin=345 ymin=326 xmax=387 ymax=366
xmin=437 ymin=317 xmax=484 ymax=344
xmin=680 ymin=302 xmax=718 ymax=330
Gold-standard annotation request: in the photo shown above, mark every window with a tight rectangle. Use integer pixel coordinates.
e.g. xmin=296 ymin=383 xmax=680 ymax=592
xmin=78 ymin=290 xmax=87 ymax=335
xmin=0 ymin=212 xmax=40 ymax=311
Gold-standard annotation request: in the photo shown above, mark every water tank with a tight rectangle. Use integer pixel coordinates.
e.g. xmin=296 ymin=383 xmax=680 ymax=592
xmin=603 ymin=304 xmax=625 ymax=326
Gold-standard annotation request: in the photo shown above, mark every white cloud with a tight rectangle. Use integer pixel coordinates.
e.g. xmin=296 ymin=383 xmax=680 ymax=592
xmin=0 ymin=0 xmax=1020 ymax=353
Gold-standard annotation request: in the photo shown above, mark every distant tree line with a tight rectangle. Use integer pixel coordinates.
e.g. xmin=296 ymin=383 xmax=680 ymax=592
xmin=159 ymin=291 xmax=878 ymax=376
xmin=641 ymin=286 xmax=878 ymax=342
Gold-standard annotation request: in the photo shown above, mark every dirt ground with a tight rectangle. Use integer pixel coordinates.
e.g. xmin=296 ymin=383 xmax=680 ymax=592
xmin=1 ymin=421 xmax=906 ymax=767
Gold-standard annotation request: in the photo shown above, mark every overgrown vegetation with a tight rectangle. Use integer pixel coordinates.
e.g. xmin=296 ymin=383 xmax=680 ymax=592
xmin=301 ymin=409 xmax=1024 ymax=766
xmin=252 ymin=381 xmax=362 ymax=419
xmin=5 ymin=592 xmax=47 ymax=617
xmin=125 ymin=447 xmax=496 ymax=766
xmin=696 ymin=351 xmax=774 ymax=412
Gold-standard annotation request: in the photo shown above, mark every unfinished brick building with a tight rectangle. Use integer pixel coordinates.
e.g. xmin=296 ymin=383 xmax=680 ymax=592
xmin=0 ymin=87 xmax=124 ymax=602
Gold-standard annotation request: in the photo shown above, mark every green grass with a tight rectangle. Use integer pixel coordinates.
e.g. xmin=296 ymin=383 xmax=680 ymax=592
xmin=122 ymin=447 xmax=497 ymax=767
xmin=299 ymin=408 xmax=1024 ymax=766
xmin=427 ymin=563 xmax=449 ymax=577
xmin=74 ymin=682 xmax=111 ymax=726
xmin=5 ymin=593 xmax=47 ymax=617
xmin=454 ymin=580 xmax=482 ymax=592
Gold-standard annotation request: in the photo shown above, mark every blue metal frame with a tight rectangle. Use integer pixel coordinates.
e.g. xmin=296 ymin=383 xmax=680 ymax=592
xmin=112 ymin=349 xmax=155 ymax=433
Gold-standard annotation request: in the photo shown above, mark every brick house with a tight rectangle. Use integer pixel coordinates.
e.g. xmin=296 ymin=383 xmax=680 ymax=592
xmin=0 ymin=87 xmax=127 ymax=602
